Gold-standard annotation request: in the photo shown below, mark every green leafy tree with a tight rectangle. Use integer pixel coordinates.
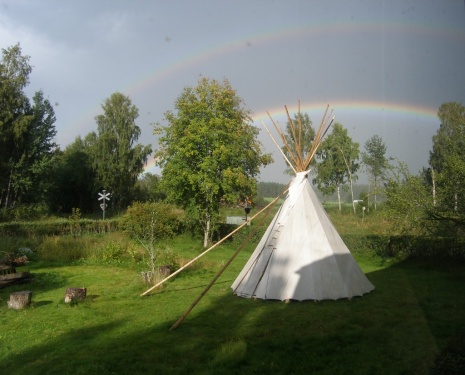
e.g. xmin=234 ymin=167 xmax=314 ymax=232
xmin=431 ymin=152 xmax=465 ymax=231
xmin=362 ymin=135 xmax=389 ymax=210
xmin=426 ymin=103 xmax=465 ymax=232
xmin=0 ymin=44 xmax=33 ymax=208
xmin=11 ymin=90 xmax=58 ymax=205
xmin=383 ymin=161 xmax=432 ymax=234
xmin=383 ymin=102 xmax=465 ymax=236
xmin=50 ymin=137 xmax=96 ymax=213
xmin=155 ymin=77 xmax=272 ymax=247
xmin=315 ymin=123 xmax=360 ymax=212
xmin=134 ymin=173 xmax=166 ymax=202
xmin=429 ymin=102 xmax=465 ymax=216
xmin=282 ymin=112 xmax=315 ymax=175
xmin=430 ymin=102 xmax=465 ymax=173
xmin=91 ymin=92 xmax=152 ymax=208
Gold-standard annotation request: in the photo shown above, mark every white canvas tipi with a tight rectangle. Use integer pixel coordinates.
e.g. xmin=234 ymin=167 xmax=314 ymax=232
xmin=231 ymin=105 xmax=374 ymax=301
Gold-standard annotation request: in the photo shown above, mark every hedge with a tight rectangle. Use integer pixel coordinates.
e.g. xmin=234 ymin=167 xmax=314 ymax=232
xmin=0 ymin=218 xmax=120 ymax=237
xmin=342 ymin=234 xmax=465 ymax=261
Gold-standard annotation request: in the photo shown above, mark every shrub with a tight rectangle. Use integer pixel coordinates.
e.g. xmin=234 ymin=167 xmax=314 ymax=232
xmin=0 ymin=204 xmax=50 ymax=222
xmin=119 ymin=202 xmax=185 ymax=239
xmin=120 ymin=202 xmax=185 ymax=279
xmin=341 ymin=234 xmax=465 ymax=262
xmin=157 ymin=247 xmax=180 ymax=272
xmin=91 ymin=240 xmax=126 ymax=261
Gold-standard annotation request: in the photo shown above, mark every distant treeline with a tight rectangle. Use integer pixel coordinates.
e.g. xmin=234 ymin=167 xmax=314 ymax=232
xmin=258 ymin=181 xmax=369 ymax=203
xmin=257 ymin=182 xmax=288 ymax=198
xmin=314 ymin=185 xmax=369 ymax=203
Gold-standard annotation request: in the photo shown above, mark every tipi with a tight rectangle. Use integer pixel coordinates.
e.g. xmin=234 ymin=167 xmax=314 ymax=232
xmin=231 ymin=105 xmax=374 ymax=301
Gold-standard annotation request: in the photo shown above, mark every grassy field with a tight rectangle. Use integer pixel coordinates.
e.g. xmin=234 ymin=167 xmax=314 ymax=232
xmin=1 ymin=209 xmax=464 ymax=374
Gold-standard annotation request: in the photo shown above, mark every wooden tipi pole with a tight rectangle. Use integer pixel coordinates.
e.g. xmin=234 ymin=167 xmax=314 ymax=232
xmin=169 ymin=191 xmax=282 ymax=331
xmin=260 ymin=120 xmax=297 ymax=175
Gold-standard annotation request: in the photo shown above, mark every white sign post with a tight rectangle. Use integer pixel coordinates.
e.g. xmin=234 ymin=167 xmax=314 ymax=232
xmin=98 ymin=190 xmax=111 ymax=220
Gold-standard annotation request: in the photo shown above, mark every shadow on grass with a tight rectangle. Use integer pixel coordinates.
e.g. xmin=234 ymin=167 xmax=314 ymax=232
xmin=32 ymin=300 xmax=53 ymax=307
xmin=1 ymin=259 xmax=464 ymax=375
xmin=23 ymin=269 xmax=68 ymax=292
xmin=0 ymin=269 xmax=68 ymax=302
xmin=150 ymin=279 xmax=234 ymax=295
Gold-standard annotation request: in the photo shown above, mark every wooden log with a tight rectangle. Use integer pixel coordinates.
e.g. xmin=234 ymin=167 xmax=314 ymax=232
xmin=7 ymin=290 xmax=32 ymax=309
xmin=0 ymin=271 xmax=32 ymax=288
xmin=64 ymin=287 xmax=87 ymax=303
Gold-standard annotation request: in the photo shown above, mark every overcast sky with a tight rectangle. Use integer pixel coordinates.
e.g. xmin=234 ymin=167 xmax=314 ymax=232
xmin=1 ymin=0 xmax=464 ymax=183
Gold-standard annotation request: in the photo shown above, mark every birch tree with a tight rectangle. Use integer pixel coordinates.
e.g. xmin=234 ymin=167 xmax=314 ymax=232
xmin=155 ymin=77 xmax=272 ymax=247
xmin=429 ymin=102 xmax=465 ymax=214
xmin=362 ymin=135 xmax=389 ymax=210
xmin=91 ymin=92 xmax=152 ymax=208
xmin=315 ymin=123 xmax=359 ymax=212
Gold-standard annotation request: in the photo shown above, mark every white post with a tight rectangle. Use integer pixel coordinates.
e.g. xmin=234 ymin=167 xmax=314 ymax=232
xmin=98 ymin=190 xmax=111 ymax=220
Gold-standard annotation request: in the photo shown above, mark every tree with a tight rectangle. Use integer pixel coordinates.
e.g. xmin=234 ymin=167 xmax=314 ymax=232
xmin=281 ymin=112 xmax=315 ymax=175
xmin=429 ymin=102 xmax=465 ymax=215
xmin=362 ymin=135 xmax=389 ymax=210
xmin=0 ymin=44 xmax=33 ymax=208
xmin=315 ymin=123 xmax=360 ymax=212
xmin=383 ymin=102 xmax=465 ymax=236
xmin=49 ymin=137 xmax=96 ymax=213
xmin=134 ymin=173 xmax=166 ymax=202
xmin=91 ymin=92 xmax=152 ymax=208
xmin=431 ymin=152 xmax=465 ymax=230
xmin=10 ymin=90 xmax=58 ymax=205
xmin=383 ymin=161 xmax=431 ymax=234
xmin=426 ymin=102 xmax=465 ymax=232
xmin=155 ymin=77 xmax=272 ymax=247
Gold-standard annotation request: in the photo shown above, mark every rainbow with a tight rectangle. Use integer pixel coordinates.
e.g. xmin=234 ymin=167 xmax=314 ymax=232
xmin=72 ymin=19 xmax=461 ymax=132
xmin=126 ymin=20 xmax=465 ymax=96
xmin=68 ymin=19 xmax=457 ymax=175
xmin=252 ymin=100 xmax=438 ymax=125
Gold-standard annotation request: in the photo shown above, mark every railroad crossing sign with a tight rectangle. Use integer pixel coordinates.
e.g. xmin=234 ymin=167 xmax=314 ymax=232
xmin=98 ymin=190 xmax=111 ymax=201
xmin=98 ymin=190 xmax=111 ymax=220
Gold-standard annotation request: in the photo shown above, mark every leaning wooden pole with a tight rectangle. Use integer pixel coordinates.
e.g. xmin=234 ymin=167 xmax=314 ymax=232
xmin=169 ymin=193 xmax=281 ymax=331
xmin=140 ymin=192 xmax=287 ymax=297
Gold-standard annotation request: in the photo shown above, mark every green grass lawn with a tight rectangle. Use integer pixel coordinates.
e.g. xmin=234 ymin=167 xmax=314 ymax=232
xmin=1 ymin=215 xmax=465 ymax=374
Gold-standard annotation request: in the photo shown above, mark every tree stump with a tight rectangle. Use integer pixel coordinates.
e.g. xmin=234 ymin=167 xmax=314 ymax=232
xmin=7 ymin=290 xmax=32 ymax=309
xmin=158 ymin=265 xmax=171 ymax=276
xmin=64 ymin=287 xmax=87 ymax=303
